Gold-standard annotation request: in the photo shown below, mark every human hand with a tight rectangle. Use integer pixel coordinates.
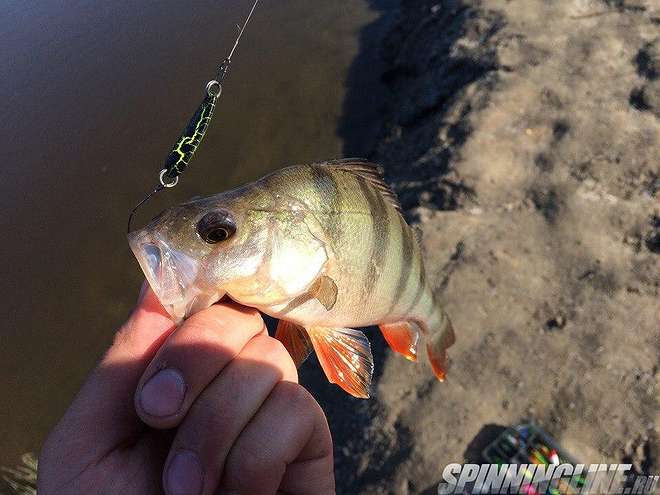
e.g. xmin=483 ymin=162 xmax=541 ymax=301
xmin=38 ymin=285 xmax=334 ymax=495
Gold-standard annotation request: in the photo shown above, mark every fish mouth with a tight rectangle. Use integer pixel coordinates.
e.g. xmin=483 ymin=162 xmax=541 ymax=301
xmin=128 ymin=230 xmax=220 ymax=323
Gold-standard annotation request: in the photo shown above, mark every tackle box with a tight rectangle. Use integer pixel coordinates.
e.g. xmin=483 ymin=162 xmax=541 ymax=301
xmin=479 ymin=423 xmax=583 ymax=495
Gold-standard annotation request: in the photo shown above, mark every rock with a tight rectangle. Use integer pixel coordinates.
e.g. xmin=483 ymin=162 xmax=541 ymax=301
xmin=632 ymin=80 xmax=660 ymax=118
xmin=635 ymin=37 xmax=660 ymax=81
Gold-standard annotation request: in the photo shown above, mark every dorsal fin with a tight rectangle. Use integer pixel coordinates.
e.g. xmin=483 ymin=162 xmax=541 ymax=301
xmin=317 ymin=158 xmax=402 ymax=212
xmin=413 ymin=225 xmax=424 ymax=245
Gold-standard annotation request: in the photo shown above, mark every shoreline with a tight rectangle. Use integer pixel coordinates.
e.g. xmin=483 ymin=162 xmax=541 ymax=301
xmin=316 ymin=0 xmax=659 ymax=492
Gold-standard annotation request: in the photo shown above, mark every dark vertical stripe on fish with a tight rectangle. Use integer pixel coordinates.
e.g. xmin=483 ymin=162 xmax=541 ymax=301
xmin=307 ymin=165 xmax=342 ymax=245
xmin=386 ymin=213 xmax=415 ymax=316
xmin=357 ymin=178 xmax=390 ymax=296
xmin=308 ymin=165 xmax=341 ymax=214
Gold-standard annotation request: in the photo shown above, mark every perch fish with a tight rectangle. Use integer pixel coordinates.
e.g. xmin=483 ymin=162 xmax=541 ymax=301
xmin=128 ymin=159 xmax=456 ymax=398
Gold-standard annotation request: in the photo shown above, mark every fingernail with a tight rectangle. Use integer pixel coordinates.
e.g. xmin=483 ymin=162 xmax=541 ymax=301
xmin=140 ymin=368 xmax=186 ymax=417
xmin=165 ymin=450 xmax=203 ymax=495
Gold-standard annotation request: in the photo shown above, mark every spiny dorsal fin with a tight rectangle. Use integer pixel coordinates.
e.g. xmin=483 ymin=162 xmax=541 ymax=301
xmin=413 ymin=225 xmax=424 ymax=245
xmin=317 ymin=158 xmax=402 ymax=212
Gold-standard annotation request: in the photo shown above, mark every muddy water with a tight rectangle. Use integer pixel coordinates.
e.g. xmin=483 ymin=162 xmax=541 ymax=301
xmin=0 ymin=0 xmax=385 ymax=466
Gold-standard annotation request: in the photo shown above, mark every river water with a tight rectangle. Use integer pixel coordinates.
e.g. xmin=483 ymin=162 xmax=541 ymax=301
xmin=0 ymin=0 xmax=391 ymax=467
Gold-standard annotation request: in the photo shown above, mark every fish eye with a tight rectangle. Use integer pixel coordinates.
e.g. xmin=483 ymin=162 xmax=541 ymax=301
xmin=197 ymin=210 xmax=236 ymax=244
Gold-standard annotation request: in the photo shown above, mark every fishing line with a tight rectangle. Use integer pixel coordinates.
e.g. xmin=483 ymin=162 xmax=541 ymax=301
xmin=127 ymin=0 xmax=260 ymax=233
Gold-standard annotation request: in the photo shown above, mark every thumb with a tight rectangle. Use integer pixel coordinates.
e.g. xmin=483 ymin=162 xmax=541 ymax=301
xmin=45 ymin=282 xmax=175 ymax=460
xmin=107 ymin=281 xmax=176 ymax=369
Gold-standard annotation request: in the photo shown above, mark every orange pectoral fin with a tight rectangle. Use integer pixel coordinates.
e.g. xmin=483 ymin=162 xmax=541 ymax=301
xmin=379 ymin=321 xmax=420 ymax=361
xmin=306 ymin=326 xmax=374 ymax=399
xmin=275 ymin=320 xmax=313 ymax=368
xmin=426 ymin=315 xmax=456 ymax=381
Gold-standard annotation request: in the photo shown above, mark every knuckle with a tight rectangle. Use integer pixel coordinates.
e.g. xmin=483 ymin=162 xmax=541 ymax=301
xmin=273 ymin=381 xmax=311 ymax=410
xmin=227 ymin=303 xmax=262 ymax=321
xmin=180 ymin=318 xmax=220 ymax=345
xmin=226 ymin=441 xmax=284 ymax=485
xmin=180 ymin=313 xmax=235 ymax=348
xmin=254 ymin=335 xmax=289 ymax=360
xmin=248 ymin=335 xmax=298 ymax=381
xmin=184 ymin=309 xmax=226 ymax=336
xmin=183 ymin=304 xmax=265 ymax=339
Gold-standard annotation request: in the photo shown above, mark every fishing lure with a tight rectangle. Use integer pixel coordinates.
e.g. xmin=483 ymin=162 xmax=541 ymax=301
xmin=159 ymin=74 xmax=223 ymax=188
xmin=128 ymin=0 xmax=260 ymax=232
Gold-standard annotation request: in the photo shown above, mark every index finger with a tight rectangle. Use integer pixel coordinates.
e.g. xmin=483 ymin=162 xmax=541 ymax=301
xmin=134 ymin=301 xmax=268 ymax=429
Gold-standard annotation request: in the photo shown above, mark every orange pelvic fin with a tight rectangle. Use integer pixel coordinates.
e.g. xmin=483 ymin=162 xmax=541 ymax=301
xmin=275 ymin=320 xmax=313 ymax=368
xmin=379 ymin=321 xmax=419 ymax=361
xmin=306 ymin=326 xmax=374 ymax=398
xmin=426 ymin=315 xmax=456 ymax=381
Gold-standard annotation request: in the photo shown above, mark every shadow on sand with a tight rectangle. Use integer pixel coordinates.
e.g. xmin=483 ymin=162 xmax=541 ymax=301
xmin=312 ymin=0 xmax=505 ymax=492
xmin=342 ymin=0 xmax=502 ymax=222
